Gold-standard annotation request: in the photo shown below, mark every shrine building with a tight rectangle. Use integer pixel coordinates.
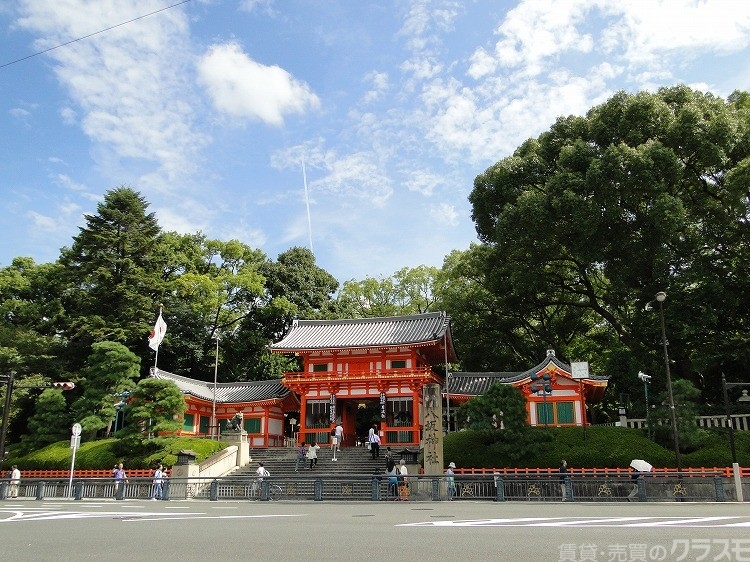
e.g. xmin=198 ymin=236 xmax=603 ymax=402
xmin=446 ymin=350 xmax=608 ymax=430
xmin=269 ymin=312 xmax=456 ymax=447
xmin=151 ymin=315 xmax=609 ymax=446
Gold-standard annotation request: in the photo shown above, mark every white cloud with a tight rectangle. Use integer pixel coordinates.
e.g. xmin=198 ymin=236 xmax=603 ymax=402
xmin=361 ymin=71 xmax=390 ymax=104
xmin=51 ymin=173 xmax=87 ymax=191
xmin=238 ymin=0 xmax=276 ymax=15
xmin=311 ymin=151 xmax=393 ymax=206
xmin=197 ymin=42 xmax=321 ymax=126
xmin=9 ymin=107 xmax=30 ymax=119
xmin=16 ymin=0 xmax=207 ymax=190
xmin=404 ymin=170 xmax=445 ymax=196
xmin=430 ymin=202 xmax=459 ymax=226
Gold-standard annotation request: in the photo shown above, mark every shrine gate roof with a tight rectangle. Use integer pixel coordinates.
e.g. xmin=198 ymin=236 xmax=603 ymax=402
xmin=448 ymin=352 xmax=609 ymax=396
xmin=269 ymin=311 xmax=456 ymax=362
xmin=151 ymin=369 xmax=291 ymax=404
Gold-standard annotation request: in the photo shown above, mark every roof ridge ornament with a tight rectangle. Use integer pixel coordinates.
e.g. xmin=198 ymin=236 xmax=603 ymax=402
xmin=546 ymin=349 xmax=555 ymax=357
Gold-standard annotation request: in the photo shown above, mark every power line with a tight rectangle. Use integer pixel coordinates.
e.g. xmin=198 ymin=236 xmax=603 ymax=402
xmin=1 ymin=0 xmax=195 ymax=70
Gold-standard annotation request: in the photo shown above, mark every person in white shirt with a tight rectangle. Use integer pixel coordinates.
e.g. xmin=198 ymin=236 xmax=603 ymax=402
xmin=335 ymin=422 xmax=344 ymax=450
xmin=151 ymin=464 xmax=164 ymax=500
xmin=253 ymin=462 xmax=270 ymax=497
xmin=306 ymin=442 xmax=320 ymax=469
xmin=369 ymin=425 xmax=381 ymax=459
xmin=398 ymin=459 xmax=409 ymax=501
xmin=9 ymin=465 xmax=21 ymax=498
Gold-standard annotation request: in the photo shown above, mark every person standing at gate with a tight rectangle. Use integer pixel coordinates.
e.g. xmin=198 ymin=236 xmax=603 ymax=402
xmin=369 ymin=428 xmax=381 ymax=460
xmin=446 ymin=462 xmax=456 ymax=501
xmin=559 ymin=459 xmax=568 ymax=501
xmin=9 ymin=465 xmax=21 ymax=498
xmin=113 ymin=462 xmax=127 ymax=498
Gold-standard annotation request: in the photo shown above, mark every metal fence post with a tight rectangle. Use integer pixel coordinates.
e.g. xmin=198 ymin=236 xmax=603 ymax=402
xmin=371 ymin=476 xmax=380 ymax=501
xmin=564 ymin=476 xmax=572 ymax=502
xmin=714 ymin=475 xmax=725 ymax=502
xmin=209 ymin=479 xmax=218 ymax=501
xmin=314 ymin=478 xmax=323 ymax=501
xmin=636 ymin=475 xmax=646 ymax=502
xmin=36 ymin=481 xmax=45 ymax=500
xmin=74 ymin=480 xmax=84 ymax=501
xmin=162 ymin=478 xmax=170 ymax=501
xmin=0 ymin=481 xmax=7 ymax=500
xmin=432 ymin=478 xmax=440 ymax=501
xmin=260 ymin=480 xmax=269 ymax=501
xmin=495 ymin=478 xmax=505 ymax=502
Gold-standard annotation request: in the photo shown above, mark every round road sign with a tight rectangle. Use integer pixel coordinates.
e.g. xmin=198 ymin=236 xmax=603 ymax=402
xmin=72 ymin=422 xmax=82 ymax=436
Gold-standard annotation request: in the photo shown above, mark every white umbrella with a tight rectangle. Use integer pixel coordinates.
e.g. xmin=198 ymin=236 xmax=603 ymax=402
xmin=629 ymin=459 xmax=653 ymax=472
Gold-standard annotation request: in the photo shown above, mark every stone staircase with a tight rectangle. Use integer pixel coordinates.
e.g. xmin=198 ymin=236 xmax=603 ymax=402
xmin=232 ymin=445 xmax=414 ymax=477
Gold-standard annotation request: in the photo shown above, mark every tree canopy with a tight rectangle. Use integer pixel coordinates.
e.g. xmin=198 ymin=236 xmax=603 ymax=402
xmin=468 ymin=85 xmax=750 ymax=402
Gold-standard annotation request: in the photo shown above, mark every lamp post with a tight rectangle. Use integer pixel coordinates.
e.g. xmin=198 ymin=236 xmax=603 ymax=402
xmin=212 ymin=330 xmax=220 ymax=440
xmin=638 ymin=371 xmax=652 ymax=440
xmin=445 ymin=372 xmax=452 ymax=434
xmin=530 ymin=373 xmax=552 ymax=428
xmin=655 ymin=291 xmax=682 ymax=474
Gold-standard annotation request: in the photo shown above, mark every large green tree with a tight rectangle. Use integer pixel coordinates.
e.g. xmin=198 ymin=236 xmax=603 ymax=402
xmin=70 ymin=341 xmax=140 ymax=437
xmin=59 ymin=187 xmax=165 ymax=372
xmin=121 ymin=377 xmax=186 ymax=443
xmin=469 ymin=86 xmax=750 ymax=402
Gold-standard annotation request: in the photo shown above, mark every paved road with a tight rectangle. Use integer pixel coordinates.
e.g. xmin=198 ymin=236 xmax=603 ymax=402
xmin=1 ymin=499 xmax=749 ymax=561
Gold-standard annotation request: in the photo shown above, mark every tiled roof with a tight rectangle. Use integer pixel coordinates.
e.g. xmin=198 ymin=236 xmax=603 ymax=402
xmin=269 ymin=312 xmax=455 ymax=357
xmin=151 ymin=369 xmax=290 ymax=404
xmin=448 ymin=372 xmax=521 ymax=395
xmin=449 ymin=352 xmax=608 ymax=396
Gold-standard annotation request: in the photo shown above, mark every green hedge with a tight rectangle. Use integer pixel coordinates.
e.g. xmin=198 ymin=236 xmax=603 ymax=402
xmin=6 ymin=437 xmax=228 ymax=470
xmin=442 ymin=426 xmax=750 ymax=470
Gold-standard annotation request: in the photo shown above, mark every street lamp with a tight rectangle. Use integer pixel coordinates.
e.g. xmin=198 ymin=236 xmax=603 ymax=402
xmin=655 ymin=291 xmax=682 ymax=474
xmin=212 ymin=330 xmax=220 ymax=440
xmin=530 ymin=373 xmax=552 ymax=428
xmin=637 ymin=371 xmax=652 ymax=440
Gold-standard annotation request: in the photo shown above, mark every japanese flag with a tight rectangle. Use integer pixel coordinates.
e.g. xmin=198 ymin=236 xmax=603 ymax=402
xmin=148 ymin=311 xmax=167 ymax=351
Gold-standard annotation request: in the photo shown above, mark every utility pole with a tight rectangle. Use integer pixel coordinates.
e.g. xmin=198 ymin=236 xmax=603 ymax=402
xmin=0 ymin=371 xmax=15 ymax=473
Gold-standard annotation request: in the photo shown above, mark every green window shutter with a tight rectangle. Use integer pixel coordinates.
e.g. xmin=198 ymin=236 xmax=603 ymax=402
xmin=556 ymin=402 xmax=574 ymax=424
xmin=536 ymin=402 xmax=553 ymax=425
xmin=244 ymin=417 xmax=261 ymax=433
xmin=199 ymin=416 xmax=209 ymax=434
xmin=182 ymin=413 xmax=195 ymax=431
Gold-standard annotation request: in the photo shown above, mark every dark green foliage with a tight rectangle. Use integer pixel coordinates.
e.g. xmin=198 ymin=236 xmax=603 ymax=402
xmin=119 ymin=378 xmax=186 ymax=444
xmin=70 ymin=341 xmax=140 ymax=436
xmin=59 ymin=187 xmax=165 ymax=372
xmin=456 ymin=382 xmax=528 ymax=434
xmin=20 ymin=389 xmax=70 ymax=451
xmin=467 ymin=85 xmax=750 ymax=399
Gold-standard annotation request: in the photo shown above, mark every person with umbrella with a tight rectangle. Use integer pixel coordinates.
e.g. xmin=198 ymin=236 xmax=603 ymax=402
xmin=628 ymin=459 xmax=652 ymax=501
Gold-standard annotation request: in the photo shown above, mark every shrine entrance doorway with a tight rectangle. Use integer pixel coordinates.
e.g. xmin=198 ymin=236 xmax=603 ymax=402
xmin=353 ymin=400 xmax=380 ymax=446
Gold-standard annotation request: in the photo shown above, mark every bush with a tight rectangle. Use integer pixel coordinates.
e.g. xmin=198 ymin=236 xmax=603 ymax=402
xmin=6 ymin=437 xmax=228 ymax=470
xmin=443 ymin=426 xmax=746 ymax=469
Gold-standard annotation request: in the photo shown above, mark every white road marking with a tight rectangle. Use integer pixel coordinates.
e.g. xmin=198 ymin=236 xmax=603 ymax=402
xmin=398 ymin=516 xmax=748 ymax=528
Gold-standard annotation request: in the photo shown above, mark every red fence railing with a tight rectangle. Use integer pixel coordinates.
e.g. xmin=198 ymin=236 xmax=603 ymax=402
xmin=455 ymin=466 xmax=750 ymax=478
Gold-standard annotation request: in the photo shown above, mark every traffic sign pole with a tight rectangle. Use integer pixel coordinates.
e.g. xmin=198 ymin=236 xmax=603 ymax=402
xmin=68 ymin=423 xmax=82 ymax=497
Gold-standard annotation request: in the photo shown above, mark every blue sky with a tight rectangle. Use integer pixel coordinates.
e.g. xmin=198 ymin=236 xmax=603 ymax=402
xmin=2 ymin=0 xmax=750 ymax=283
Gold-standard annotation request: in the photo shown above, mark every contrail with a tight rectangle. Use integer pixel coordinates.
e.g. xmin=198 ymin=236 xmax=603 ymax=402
xmin=302 ymin=158 xmax=314 ymax=254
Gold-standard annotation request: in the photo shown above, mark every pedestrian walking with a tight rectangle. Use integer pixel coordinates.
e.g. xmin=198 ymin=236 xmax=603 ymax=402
xmin=446 ymin=462 xmax=456 ymax=501
xmin=9 ymin=465 xmax=20 ymax=498
xmin=151 ymin=464 xmax=164 ymax=500
xmin=307 ymin=442 xmax=320 ymax=469
xmin=295 ymin=442 xmax=307 ymax=472
xmin=559 ymin=459 xmax=568 ymax=501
